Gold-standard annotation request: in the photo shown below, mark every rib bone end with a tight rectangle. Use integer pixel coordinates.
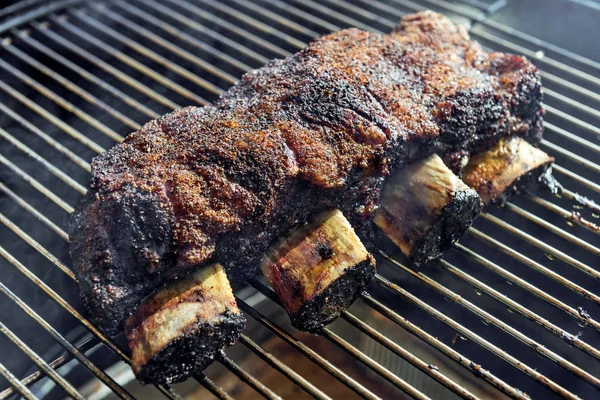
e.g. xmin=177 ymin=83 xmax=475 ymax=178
xmin=375 ymin=154 xmax=482 ymax=266
xmin=262 ymin=209 xmax=375 ymax=333
xmin=462 ymin=136 xmax=558 ymax=204
xmin=126 ymin=263 xmax=245 ymax=384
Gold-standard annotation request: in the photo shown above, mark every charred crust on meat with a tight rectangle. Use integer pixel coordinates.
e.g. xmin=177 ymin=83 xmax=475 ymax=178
xmin=261 ymin=209 xmax=376 ymax=333
xmin=69 ymin=11 xmax=546 ymax=335
xmin=290 ymin=257 xmax=375 ymax=333
xmin=134 ymin=312 xmax=245 ymax=385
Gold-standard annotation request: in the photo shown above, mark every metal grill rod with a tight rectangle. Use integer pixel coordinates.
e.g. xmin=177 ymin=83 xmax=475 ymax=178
xmin=236 ymin=298 xmax=380 ymax=400
xmin=541 ymin=140 xmax=600 ymax=175
xmin=0 ymin=321 xmax=86 ymax=400
xmin=379 ymin=253 xmax=600 ymax=390
xmin=231 ymin=0 xmax=322 ymax=38
xmin=545 ymin=123 xmax=600 ymax=154
xmin=339 ymin=311 xmax=480 ymax=400
xmin=544 ymin=87 xmax=600 ymax=121
xmin=0 ymin=127 xmax=87 ymax=194
xmin=0 ymin=361 xmax=38 ymax=400
xmin=0 ymin=183 xmax=69 ymax=241
xmin=464 ymin=228 xmax=600 ymax=306
xmin=196 ymin=373 xmax=234 ymax=400
xmin=130 ymin=1 xmax=267 ymax=65
xmin=373 ymin=274 xmax=579 ymax=399
xmin=0 ymin=101 xmax=91 ymax=171
xmin=31 ymin=21 xmax=181 ymax=110
xmin=110 ymin=2 xmax=254 ymax=73
xmin=0 ymin=336 xmax=99 ymax=400
xmin=452 ymin=243 xmax=600 ymax=331
xmin=248 ymin=280 xmax=441 ymax=400
xmin=0 ymin=57 xmax=125 ymax=142
xmin=0 ymin=78 xmax=104 ymax=153
xmin=11 ymin=27 xmax=160 ymax=119
xmin=91 ymin=5 xmax=240 ymax=85
xmin=0 ymin=154 xmax=74 ymax=213
xmin=505 ymin=202 xmax=600 ymax=256
xmin=436 ymin=258 xmax=600 ymax=361
xmin=192 ymin=0 xmax=307 ymax=49
xmin=359 ymin=293 xmax=529 ymax=399
xmin=262 ymin=0 xmax=341 ymax=33
xmin=217 ymin=353 xmax=282 ymax=400
xmin=4 ymin=43 xmax=141 ymax=130
xmin=238 ymin=334 xmax=331 ymax=400
xmin=526 ymin=193 xmax=599 ymax=233
xmin=553 ymin=165 xmax=600 ymax=194
xmin=52 ymin=14 xmax=209 ymax=106
xmin=479 ymin=212 xmax=598 ymax=278
xmin=545 ymin=105 xmax=600 ymax=138
xmin=155 ymin=0 xmax=288 ymax=59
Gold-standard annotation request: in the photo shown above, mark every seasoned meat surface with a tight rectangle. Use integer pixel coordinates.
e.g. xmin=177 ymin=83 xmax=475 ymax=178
xmin=70 ymin=11 xmax=544 ymax=335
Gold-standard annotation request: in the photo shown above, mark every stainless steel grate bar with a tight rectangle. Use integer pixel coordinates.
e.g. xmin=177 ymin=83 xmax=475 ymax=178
xmin=0 ymin=127 xmax=87 ymax=195
xmin=0 ymin=77 xmax=105 ymax=153
xmin=3 ymin=42 xmax=140 ymax=130
xmin=436 ymin=258 xmax=600 ymax=361
xmin=236 ymin=297 xmax=381 ymax=399
xmin=359 ymin=293 xmax=529 ymax=399
xmin=31 ymin=20 xmax=181 ymax=110
xmin=238 ymin=334 xmax=332 ymax=400
xmin=373 ymin=274 xmax=579 ymax=399
xmin=0 ymin=336 xmax=99 ymax=400
xmin=110 ymin=2 xmax=253 ymax=73
xmin=0 ymin=101 xmax=90 ymax=171
xmin=380 ymin=253 xmax=600 ymax=389
xmin=249 ymin=281 xmax=431 ymax=400
xmin=0 ymin=56 xmax=125 ymax=142
xmin=0 ymin=361 xmax=38 ymax=400
xmin=0 ymin=321 xmax=85 ymax=400
xmin=10 ymin=27 xmax=160 ymax=119
xmin=53 ymin=13 xmax=209 ymax=105
xmin=0 ymin=283 xmax=135 ymax=400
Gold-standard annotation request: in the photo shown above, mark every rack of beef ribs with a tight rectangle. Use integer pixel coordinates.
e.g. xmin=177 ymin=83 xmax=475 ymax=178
xmin=69 ymin=11 xmax=556 ymax=384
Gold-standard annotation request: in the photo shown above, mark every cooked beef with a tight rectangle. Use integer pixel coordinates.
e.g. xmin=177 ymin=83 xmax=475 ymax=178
xmin=126 ymin=263 xmax=244 ymax=384
xmin=461 ymin=136 xmax=558 ymax=204
xmin=70 ymin=11 xmax=545 ymax=335
xmin=261 ymin=209 xmax=376 ymax=333
xmin=375 ymin=154 xmax=482 ymax=265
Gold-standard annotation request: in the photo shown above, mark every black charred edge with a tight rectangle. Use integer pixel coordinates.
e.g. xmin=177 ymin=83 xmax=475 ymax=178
xmin=490 ymin=164 xmax=561 ymax=206
xmin=135 ymin=311 xmax=246 ymax=385
xmin=410 ymin=188 xmax=483 ymax=266
xmin=288 ymin=255 xmax=376 ymax=334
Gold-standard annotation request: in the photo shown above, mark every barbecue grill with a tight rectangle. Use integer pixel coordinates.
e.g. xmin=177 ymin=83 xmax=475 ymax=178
xmin=0 ymin=0 xmax=599 ymax=398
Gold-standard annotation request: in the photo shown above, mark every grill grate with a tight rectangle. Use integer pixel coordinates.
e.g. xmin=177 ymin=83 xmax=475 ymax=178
xmin=0 ymin=0 xmax=599 ymax=399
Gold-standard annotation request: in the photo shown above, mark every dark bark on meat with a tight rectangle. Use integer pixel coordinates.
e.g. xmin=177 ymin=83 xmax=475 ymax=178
xmin=70 ymin=11 xmax=546 ymax=335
